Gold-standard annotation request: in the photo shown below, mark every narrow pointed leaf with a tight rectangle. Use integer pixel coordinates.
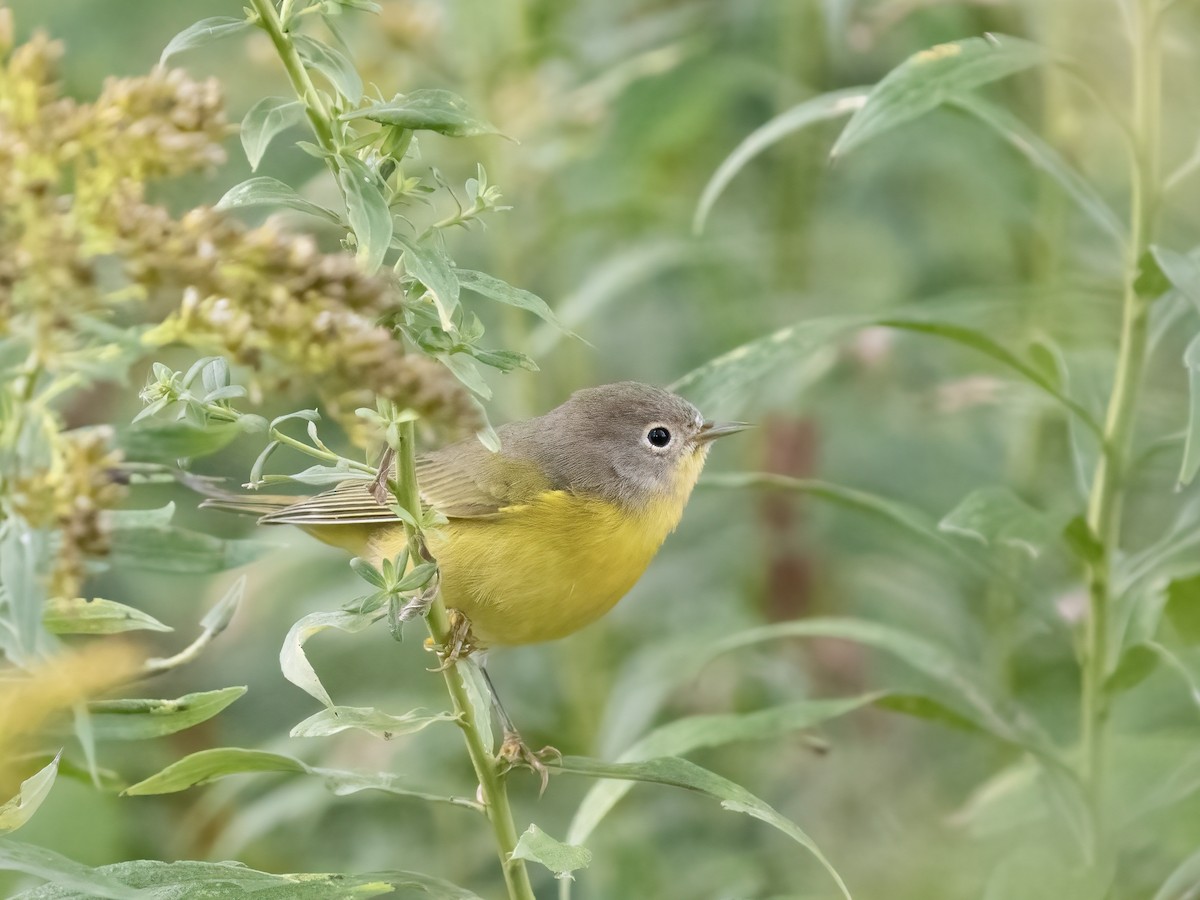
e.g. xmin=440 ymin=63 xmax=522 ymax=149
xmin=240 ymin=97 xmax=306 ymax=170
xmin=280 ymin=610 xmax=375 ymax=706
xmin=832 ymin=34 xmax=1045 ymax=158
xmin=951 ymin=93 xmax=1124 ymax=245
xmin=43 ymin=597 xmax=171 ymax=635
xmin=160 ymin=16 xmax=249 ymax=65
xmin=124 ymin=748 xmax=307 ymax=795
xmin=344 ymin=89 xmax=498 ymax=137
xmin=0 ymin=756 xmax=60 ymax=835
xmin=1181 ymin=332 xmax=1200 ymax=487
xmin=569 ymin=695 xmax=880 ymax=848
xmin=393 ymin=234 xmax=459 ymax=329
xmin=939 ymin=485 xmax=1058 ymax=558
xmin=555 ymin=755 xmax=851 ymax=900
xmin=0 ymin=840 xmax=140 ymax=899
xmin=510 ymin=825 xmax=591 ymax=880
xmin=216 ymin=177 xmax=343 ymax=225
xmin=87 ymin=687 xmax=246 ymax=740
xmin=338 ymin=156 xmax=393 ymax=274
xmin=293 ymin=34 xmax=362 ymax=103
xmin=695 ymin=87 xmax=868 ymax=233
xmin=455 ymin=269 xmax=570 ymax=333
xmin=290 ymin=705 xmax=457 ymax=739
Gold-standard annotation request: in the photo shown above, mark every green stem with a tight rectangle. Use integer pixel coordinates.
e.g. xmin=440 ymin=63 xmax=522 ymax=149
xmin=250 ymin=4 xmax=532 ymax=893
xmin=393 ymin=422 xmax=535 ymax=900
xmin=1079 ymin=0 xmax=1161 ymax=836
xmin=248 ymin=0 xmax=338 ymax=153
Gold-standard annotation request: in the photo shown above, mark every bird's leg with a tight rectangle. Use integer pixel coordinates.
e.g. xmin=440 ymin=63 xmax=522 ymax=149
xmin=424 ymin=608 xmax=478 ymax=670
xmin=482 ymin=665 xmax=561 ymax=795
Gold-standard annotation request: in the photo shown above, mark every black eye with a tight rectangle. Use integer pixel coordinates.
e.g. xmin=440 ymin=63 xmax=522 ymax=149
xmin=647 ymin=427 xmax=671 ymax=448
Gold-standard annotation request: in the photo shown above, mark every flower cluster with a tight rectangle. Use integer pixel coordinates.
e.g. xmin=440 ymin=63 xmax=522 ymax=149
xmin=9 ymin=428 xmax=127 ymax=598
xmin=125 ymin=204 xmax=481 ymax=436
xmin=0 ymin=19 xmax=478 ymax=442
xmin=0 ymin=25 xmax=229 ymax=357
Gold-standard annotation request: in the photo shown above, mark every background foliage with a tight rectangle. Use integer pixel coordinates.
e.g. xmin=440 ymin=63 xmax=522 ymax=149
xmin=4 ymin=0 xmax=1200 ymax=897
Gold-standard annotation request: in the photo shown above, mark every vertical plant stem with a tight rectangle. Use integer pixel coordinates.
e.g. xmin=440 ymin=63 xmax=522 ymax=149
xmin=393 ymin=423 xmax=536 ymax=900
xmin=251 ymin=4 xmax=533 ymax=894
xmin=248 ymin=0 xmax=337 ymax=153
xmin=1079 ymin=0 xmax=1161 ymax=832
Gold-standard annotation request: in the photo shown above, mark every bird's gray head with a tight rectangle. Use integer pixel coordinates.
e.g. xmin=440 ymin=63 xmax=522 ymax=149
xmin=512 ymin=381 xmax=745 ymax=509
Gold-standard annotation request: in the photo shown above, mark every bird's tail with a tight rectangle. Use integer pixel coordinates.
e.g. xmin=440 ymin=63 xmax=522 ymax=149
xmin=178 ymin=472 xmax=297 ymax=521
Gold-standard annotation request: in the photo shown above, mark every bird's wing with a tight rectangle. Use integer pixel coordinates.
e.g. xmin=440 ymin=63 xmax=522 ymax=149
xmin=236 ymin=438 xmax=551 ymax=526
xmin=415 ymin=449 xmax=550 ymax=517
xmin=256 ymin=477 xmax=396 ymax=526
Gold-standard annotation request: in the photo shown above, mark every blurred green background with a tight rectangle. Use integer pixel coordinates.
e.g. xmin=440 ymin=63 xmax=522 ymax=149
xmin=6 ymin=0 xmax=1200 ymax=897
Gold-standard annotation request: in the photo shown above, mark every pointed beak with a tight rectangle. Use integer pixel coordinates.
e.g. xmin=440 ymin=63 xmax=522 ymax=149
xmin=696 ymin=420 xmax=751 ymax=443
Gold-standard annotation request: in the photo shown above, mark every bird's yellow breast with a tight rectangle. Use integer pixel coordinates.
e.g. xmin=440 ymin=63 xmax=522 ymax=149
xmin=368 ymin=451 xmax=706 ymax=645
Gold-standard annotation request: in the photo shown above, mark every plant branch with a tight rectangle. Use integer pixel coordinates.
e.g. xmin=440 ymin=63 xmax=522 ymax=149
xmin=248 ymin=0 xmax=338 ymax=153
xmin=392 ymin=421 xmax=536 ymax=900
xmin=250 ymin=5 xmax=533 ymax=893
xmin=1079 ymin=0 xmax=1161 ymax=838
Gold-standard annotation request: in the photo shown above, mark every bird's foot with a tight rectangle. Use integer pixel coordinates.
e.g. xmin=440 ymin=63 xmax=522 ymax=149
xmin=498 ymin=729 xmax=561 ymax=796
xmin=424 ymin=608 xmax=479 ymax=670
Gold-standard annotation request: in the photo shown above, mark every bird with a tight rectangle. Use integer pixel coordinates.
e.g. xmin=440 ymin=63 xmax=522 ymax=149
xmin=206 ymin=381 xmax=746 ymax=649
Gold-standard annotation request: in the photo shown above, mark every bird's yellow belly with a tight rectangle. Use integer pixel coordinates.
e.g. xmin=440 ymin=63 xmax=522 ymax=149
xmin=419 ymin=492 xmax=680 ymax=646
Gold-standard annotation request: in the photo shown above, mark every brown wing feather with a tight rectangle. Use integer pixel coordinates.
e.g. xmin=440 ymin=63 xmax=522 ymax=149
xmin=240 ymin=437 xmax=553 ymax=527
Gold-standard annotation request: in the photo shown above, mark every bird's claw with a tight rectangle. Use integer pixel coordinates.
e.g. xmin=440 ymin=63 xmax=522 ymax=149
xmin=424 ymin=608 xmax=478 ymax=670
xmin=498 ymin=729 xmax=561 ymax=796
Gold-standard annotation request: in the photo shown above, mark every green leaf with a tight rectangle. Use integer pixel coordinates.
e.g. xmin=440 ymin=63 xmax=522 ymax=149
xmin=7 ymin=856 xmax=484 ymax=899
xmin=344 ymin=89 xmax=498 ymax=137
xmin=109 ymin=526 xmax=273 ymax=574
xmin=108 ymin=504 xmax=177 ymax=530
xmin=0 ymin=840 xmax=140 ymax=899
xmin=123 ymin=746 xmax=479 ymax=814
xmin=669 ymin=315 xmax=852 ymax=411
xmin=43 ymin=597 xmax=172 ymax=635
xmin=671 ymin=309 xmax=1098 ymax=433
xmin=1167 ymin=573 xmax=1200 ymax=644
xmin=293 ymin=34 xmax=363 ymax=103
xmin=290 ymin=705 xmax=457 ymax=739
xmin=877 ymin=318 xmax=1101 ymax=435
xmin=118 ymin=420 xmax=241 ymax=462
xmin=393 ymin=234 xmax=459 ymax=329
xmin=318 ymin=770 xmax=482 ymax=812
xmin=702 ymin=473 xmax=993 ymax=579
xmin=124 ymin=748 xmax=307 ymax=795
xmin=455 ymin=269 xmax=571 ymax=333
xmin=569 ymin=695 xmax=879 ymax=848
xmin=1105 ymin=643 xmax=1159 ymax=696
xmin=1179 ymin=332 xmax=1200 ymax=487
xmin=555 ymin=755 xmax=851 ymax=900
xmin=159 ymin=16 xmax=250 ymax=65
xmin=87 ymin=687 xmax=246 ymax=741
xmin=458 ymin=659 xmax=494 ymax=752
xmin=1152 ymin=245 xmax=1200 ymax=311
xmin=0 ymin=756 xmax=59 ymax=836
xmin=216 ymin=177 xmax=343 ymax=225
xmin=240 ymin=97 xmax=306 ymax=171
xmin=831 ymin=34 xmax=1045 ymax=158
xmin=938 ymin=485 xmax=1057 ymax=558
xmin=950 ymin=94 xmax=1124 ymax=246
xmin=436 ymin=351 xmax=491 ymax=400
xmin=280 ymin=610 xmax=375 ymax=706
xmin=1063 ymin=515 xmax=1104 ymax=565
xmin=694 ymin=87 xmax=868 ymax=233
xmin=510 ymin=825 xmax=591 ymax=880
xmin=1155 ymin=847 xmax=1200 ymax=900
xmin=338 ymin=156 xmax=393 ymax=274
